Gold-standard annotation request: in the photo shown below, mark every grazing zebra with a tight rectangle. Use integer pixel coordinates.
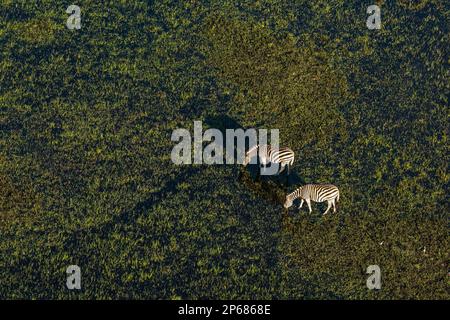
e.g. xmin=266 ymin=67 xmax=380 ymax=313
xmin=284 ymin=184 xmax=340 ymax=215
xmin=243 ymin=144 xmax=295 ymax=174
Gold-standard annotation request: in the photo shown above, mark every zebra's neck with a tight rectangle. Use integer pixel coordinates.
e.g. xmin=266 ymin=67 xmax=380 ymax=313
xmin=288 ymin=189 xmax=299 ymax=201
xmin=247 ymin=144 xmax=259 ymax=157
xmin=290 ymin=188 xmax=302 ymax=200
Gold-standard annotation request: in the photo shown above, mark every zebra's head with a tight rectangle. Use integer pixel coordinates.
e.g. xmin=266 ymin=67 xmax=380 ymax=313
xmin=243 ymin=145 xmax=258 ymax=166
xmin=283 ymin=195 xmax=293 ymax=209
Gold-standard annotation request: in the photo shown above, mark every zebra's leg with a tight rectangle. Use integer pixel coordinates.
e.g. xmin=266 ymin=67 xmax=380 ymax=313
xmin=306 ymin=199 xmax=312 ymax=213
xmin=256 ymin=157 xmax=262 ymax=180
xmin=298 ymin=199 xmax=304 ymax=210
xmin=286 ymin=164 xmax=290 ymax=187
xmin=323 ymin=201 xmax=332 ymax=215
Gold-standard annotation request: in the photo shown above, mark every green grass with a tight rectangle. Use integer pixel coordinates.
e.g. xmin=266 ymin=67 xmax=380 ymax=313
xmin=0 ymin=0 xmax=448 ymax=299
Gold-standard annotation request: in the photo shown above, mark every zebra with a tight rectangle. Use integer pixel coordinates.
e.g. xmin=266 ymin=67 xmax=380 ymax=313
xmin=243 ymin=144 xmax=295 ymax=175
xmin=284 ymin=184 xmax=340 ymax=215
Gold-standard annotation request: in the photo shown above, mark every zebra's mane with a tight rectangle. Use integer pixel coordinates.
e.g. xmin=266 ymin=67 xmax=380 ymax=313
xmin=288 ymin=187 xmax=302 ymax=199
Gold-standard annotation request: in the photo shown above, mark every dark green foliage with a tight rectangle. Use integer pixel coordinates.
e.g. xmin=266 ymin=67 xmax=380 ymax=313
xmin=0 ymin=0 xmax=448 ymax=299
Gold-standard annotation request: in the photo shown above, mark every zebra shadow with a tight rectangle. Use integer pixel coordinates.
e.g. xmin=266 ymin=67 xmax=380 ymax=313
xmin=204 ymin=114 xmax=304 ymax=203
xmin=244 ymin=163 xmax=305 ymax=189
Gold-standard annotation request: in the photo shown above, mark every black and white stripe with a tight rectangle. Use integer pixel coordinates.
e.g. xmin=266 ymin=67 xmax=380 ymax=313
xmin=243 ymin=144 xmax=295 ymax=174
xmin=284 ymin=184 xmax=340 ymax=215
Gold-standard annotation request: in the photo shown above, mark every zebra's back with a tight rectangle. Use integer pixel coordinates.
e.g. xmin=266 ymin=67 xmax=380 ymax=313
xmin=304 ymin=184 xmax=339 ymax=202
xmin=267 ymin=145 xmax=295 ymax=165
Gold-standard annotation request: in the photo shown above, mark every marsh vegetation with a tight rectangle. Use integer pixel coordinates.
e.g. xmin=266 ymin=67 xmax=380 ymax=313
xmin=0 ymin=1 xmax=448 ymax=299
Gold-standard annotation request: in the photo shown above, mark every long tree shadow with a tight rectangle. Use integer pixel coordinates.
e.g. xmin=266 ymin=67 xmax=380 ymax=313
xmin=65 ymin=114 xmax=305 ymax=243
xmin=63 ymin=166 xmax=204 ymax=247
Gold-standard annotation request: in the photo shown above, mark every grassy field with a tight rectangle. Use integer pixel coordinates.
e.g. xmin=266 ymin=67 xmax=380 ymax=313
xmin=0 ymin=1 xmax=448 ymax=299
